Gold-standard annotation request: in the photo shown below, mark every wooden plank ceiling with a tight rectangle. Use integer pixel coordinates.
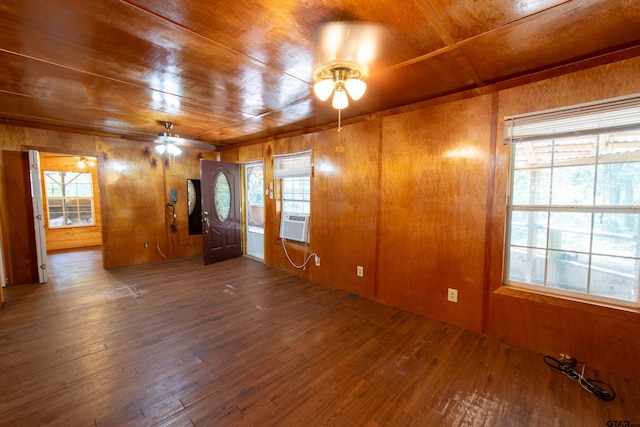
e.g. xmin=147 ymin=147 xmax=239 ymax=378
xmin=1 ymin=0 xmax=639 ymax=150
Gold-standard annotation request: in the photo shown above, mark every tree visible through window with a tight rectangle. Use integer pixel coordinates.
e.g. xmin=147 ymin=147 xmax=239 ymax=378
xmin=44 ymin=171 xmax=95 ymax=228
xmin=505 ymin=95 xmax=640 ymax=307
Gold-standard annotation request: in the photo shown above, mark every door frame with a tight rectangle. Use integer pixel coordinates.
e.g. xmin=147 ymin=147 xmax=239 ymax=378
xmin=27 ymin=149 xmax=105 ymax=272
xmin=242 ymin=161 xmax=265 ymax=261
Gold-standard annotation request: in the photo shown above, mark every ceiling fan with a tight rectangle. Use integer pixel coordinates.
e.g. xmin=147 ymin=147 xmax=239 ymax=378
xmin=312 ymin=21 xmax=384 ymax=111
xmin=154 ymin=121 xmax=216 ymax=155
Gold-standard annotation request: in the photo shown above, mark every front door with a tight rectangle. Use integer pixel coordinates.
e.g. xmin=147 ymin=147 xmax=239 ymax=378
xmin=200 ymin=160 xmax=242 ymax=265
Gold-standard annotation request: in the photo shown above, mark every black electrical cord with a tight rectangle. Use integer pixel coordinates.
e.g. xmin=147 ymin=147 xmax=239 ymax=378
xmin=167 ymin=202 xmax=178 ymax=232
xmin=543 ymin=355 xmax=616 ymax=401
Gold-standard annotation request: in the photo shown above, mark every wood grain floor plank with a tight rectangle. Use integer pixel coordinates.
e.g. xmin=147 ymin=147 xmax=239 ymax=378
xmin=1 ymin=247 xmax=639 ymax=426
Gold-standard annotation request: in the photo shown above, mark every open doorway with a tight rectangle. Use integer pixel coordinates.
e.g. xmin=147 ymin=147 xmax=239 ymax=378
xmin=38 ymin=152 xmax=103 ymax=262
xmin=1 ymin=150 xmax=103 ymax=286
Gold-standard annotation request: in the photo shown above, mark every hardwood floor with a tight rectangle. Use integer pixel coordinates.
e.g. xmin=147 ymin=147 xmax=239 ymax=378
xmin=1 ymin=248 xmax=639 ymax=426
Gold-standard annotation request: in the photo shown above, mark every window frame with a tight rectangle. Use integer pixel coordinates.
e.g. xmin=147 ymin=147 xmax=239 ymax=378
xmin=274 ymin=150 xmax=312 ymax=216
xmin=281 ymin=175 xmax=311 ymax=215
xmin=503 ymin=95 xmax=640 ymax=309
xmin=43 ymin=170 xmax=96 ymax=229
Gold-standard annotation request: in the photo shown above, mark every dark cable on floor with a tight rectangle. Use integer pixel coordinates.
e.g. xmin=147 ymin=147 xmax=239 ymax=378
xmin=543 ymin=355 xmax=616 ymax=401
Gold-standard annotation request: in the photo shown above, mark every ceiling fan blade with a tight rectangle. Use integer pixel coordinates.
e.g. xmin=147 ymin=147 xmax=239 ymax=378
xmin=154 ymin=137 xmax=216 ymax=152
xmin=175 ymin=138 xmax=217 ymax=152
xmin=152 ymin=121 xmax=217 ymax=152
xmin=316 ymin=21 xmax=385 ymax=68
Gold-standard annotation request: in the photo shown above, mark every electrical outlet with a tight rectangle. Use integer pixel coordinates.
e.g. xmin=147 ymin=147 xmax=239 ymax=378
xmin=315 ymin=255 xmax=320 ymax=267
xmin=357 ymin=266 xmax=364 ymax=277
xmin=144 ymin=242 xmax=149 ymax=248
xmin=447 ymin=288 xmax=458 ymax=303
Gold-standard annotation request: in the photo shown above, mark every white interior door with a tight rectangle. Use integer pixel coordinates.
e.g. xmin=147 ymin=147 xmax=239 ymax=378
xmin=29 ymin=150 xmax=48 ymax=283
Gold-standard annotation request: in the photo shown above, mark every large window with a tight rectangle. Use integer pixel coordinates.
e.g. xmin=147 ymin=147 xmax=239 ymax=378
xmin=505 ymin=95 xmax=640 ymax=307
xmin=44 ymin=171 xmax=95 ymax=228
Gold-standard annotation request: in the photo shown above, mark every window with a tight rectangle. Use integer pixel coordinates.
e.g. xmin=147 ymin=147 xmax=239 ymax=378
xmin=274 ymin=151 xmax=312 ymax=214
xmin=281 ymin=176 xmax=310 ymax=214
xmin=44 ymin=171 xmax=95 ymax=228
xmin=504 ymin=94 xmax=640 ymax=307
xmin=245 ymin=164 xmax=265 ymax=231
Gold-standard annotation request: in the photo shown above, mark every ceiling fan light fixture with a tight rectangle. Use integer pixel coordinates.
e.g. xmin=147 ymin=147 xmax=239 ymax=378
xmin=76 ymin=157 xmax=95 ymax=168
xmin=345 ymin=78 xmax=366 ymax=101
xmin=313 ymin=79 xmax=335 ymax=101
xmin=166 ymin=144 xmax=181 ymax=156
xmin=154 ymin=121 xmax=184 ymax=156
xmin=332 ymin=87 xmax=349 ymax=110
xmin=312 ymin=61 xmax=368 ymax=110
xmin=155 ymin=132 xmax=182 ymax=144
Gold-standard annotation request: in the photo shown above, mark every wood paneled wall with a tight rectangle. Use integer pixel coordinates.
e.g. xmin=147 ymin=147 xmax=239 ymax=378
xmin=222 ymin=55 xmax=640 ymax=381
xmin=377 ymin=95 xmax=493 ymax=333
xmin=226 ymin=100 xmax=496 ymax=334
xmin=96 ymin=139 xmax=203 ymax=268
xmin=487 ymin=56 xmax=640 ymax=382
xmin=1 ymin=151 xmax=38 ymax=285
xmin=0 ymin=129 xmax=202 ymax=278
xmin=312 ymin=121 xmax=380 ymax=299
xmin=0 ymin=55 xmax=638 ymax=381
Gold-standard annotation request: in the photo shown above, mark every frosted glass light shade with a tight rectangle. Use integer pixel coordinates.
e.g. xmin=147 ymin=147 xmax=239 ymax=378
xmin=166 ymin=144 xmax=182 ymax=155
xmin=332 ymin=88 xmax=349 ymax=110
xmin=313 ymin=79 xmax=335 ymax=101
xmin=345 ymin=79 xmax=366 ymax=100
xmin=155 ymin=144 xmax=167 ymax=154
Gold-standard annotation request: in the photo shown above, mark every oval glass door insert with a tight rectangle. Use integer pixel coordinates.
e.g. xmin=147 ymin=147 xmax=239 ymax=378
xmin=214 ymin=172 xmax=231 ymax=221
xmin=187 ymin=179 xmax=197 ymax=215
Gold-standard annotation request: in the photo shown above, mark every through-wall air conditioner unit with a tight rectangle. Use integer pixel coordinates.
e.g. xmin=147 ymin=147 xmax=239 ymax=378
xmin=279 ymin=212 xmax=310 ymax=243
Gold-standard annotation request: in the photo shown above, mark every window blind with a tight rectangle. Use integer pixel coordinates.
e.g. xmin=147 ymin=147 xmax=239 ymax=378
xmin=273 ymin=150 xmax=312 ymax=178
xmin=504 ymin=93 xmax=640 ymax=144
